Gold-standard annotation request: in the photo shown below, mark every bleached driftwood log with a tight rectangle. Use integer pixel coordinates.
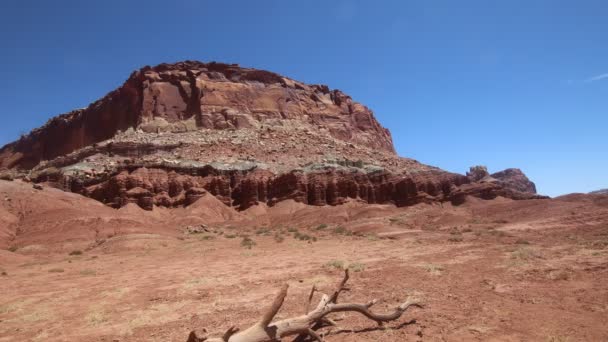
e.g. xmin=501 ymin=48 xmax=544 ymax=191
xmin=187 ymin=270 xmax=422 ymax=342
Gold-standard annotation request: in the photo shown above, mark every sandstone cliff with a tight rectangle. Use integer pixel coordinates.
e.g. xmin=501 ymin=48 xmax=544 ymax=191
xmin=0 ymin=61 xmax=393 ymax=170
xmin=0 ymin=61 xmax=544 ymax=210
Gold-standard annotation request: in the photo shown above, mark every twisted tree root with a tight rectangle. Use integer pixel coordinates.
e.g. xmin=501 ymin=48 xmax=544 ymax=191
xmin=187 ymin=270 xmax=422 ymax=342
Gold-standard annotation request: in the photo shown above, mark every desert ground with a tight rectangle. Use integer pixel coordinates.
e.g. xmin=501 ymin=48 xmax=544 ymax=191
xmin=1 ymin=180 xmax=607 ymax=341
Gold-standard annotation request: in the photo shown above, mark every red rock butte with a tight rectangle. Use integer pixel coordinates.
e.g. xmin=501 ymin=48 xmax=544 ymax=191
xmin=0 ymin=61 xmax=543 ymax=210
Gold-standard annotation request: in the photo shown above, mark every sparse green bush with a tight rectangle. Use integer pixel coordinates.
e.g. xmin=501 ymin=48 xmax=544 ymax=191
xmin=69 ymin=250 xmax=83 ymax=256
xmin=225 ymin=234 xmax=237 ymax=239
xmin=48 ymin=268 xmax=64 ymax=273
xmin=287 ymin=227 xmax=298 ymax=233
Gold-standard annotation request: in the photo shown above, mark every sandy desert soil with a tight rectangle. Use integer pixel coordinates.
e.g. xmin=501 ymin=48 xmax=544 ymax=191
xmin=1 ymin=180 xmax=607 ymax=341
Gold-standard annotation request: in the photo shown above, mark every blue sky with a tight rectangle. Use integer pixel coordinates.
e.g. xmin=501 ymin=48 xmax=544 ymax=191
xmin=0 ymin=0 xmax=606 ymax=196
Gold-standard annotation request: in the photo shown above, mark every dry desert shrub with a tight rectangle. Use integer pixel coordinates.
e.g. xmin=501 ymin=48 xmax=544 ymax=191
xmin=420 ymin=263 xmax=444 ymax=276
xmin=325 ymin=260 xmax=366 ymax=272
xmin=241 ymin=237 xmax=256 ymax=249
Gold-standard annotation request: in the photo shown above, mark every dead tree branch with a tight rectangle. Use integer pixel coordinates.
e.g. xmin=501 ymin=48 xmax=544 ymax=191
xmin=187 ymin=270 xmax=422 ymax=342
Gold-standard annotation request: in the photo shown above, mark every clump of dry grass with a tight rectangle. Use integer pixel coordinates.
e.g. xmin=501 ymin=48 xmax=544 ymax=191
xmin=448 ymin=234 xmax=464 ymax=242
xmin=420 ymin=263 xmax=444 ymax=276
xmin=314 ymin=224 xmax=328 ymax=230
xmin=324 ymin=260 xmax=366 ymax=272
xmin=325 ymin=259 xmax=345 ymax=270
xmin=293 ymin=231 xmax=316 ymax=242
xmin=255 ymin=227 xmax=272 ymax=236
xmin=80 ymin=269 xmax=97 ymax=276
xmin=198 ymin=234 xmax=215 ymax=241
xmin=332 ymin=226 xmax=353 ymax=236
xmin=86 ymin=308 xmax=108 ymax=326
xmin=510 ymin=246 xmax=541 ymax=261
xmin=348 ymin=262 xmax=366 ymax=272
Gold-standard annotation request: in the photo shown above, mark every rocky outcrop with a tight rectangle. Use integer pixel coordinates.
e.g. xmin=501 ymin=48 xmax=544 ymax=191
xmin=78 ymin=166 xmax=453 ymax=210
xmin=491 ymin=168 xmax=537 ymax=194
xmin=466 ymin=166 xmax=537 ymax=195
xmin=0 ymin=61 xmax=394 ymax=170
xmin=37 ymin=161 xmax=544 ymax=211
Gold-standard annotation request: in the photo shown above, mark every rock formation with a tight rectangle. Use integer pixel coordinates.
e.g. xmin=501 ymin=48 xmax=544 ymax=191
xmin=0 ymin=61 xmax=544 ymax=210
xmin=0 ymin=61 xmax=393 ymax=170
xmin=491 ymin=168 xmax=537 ymax=194
xmin=466 ymin=166 xmax=538 ymax=195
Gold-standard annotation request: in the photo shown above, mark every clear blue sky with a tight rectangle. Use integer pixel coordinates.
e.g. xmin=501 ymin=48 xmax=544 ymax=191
xmin=1 ymin=1 xmax=606 ymax=196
